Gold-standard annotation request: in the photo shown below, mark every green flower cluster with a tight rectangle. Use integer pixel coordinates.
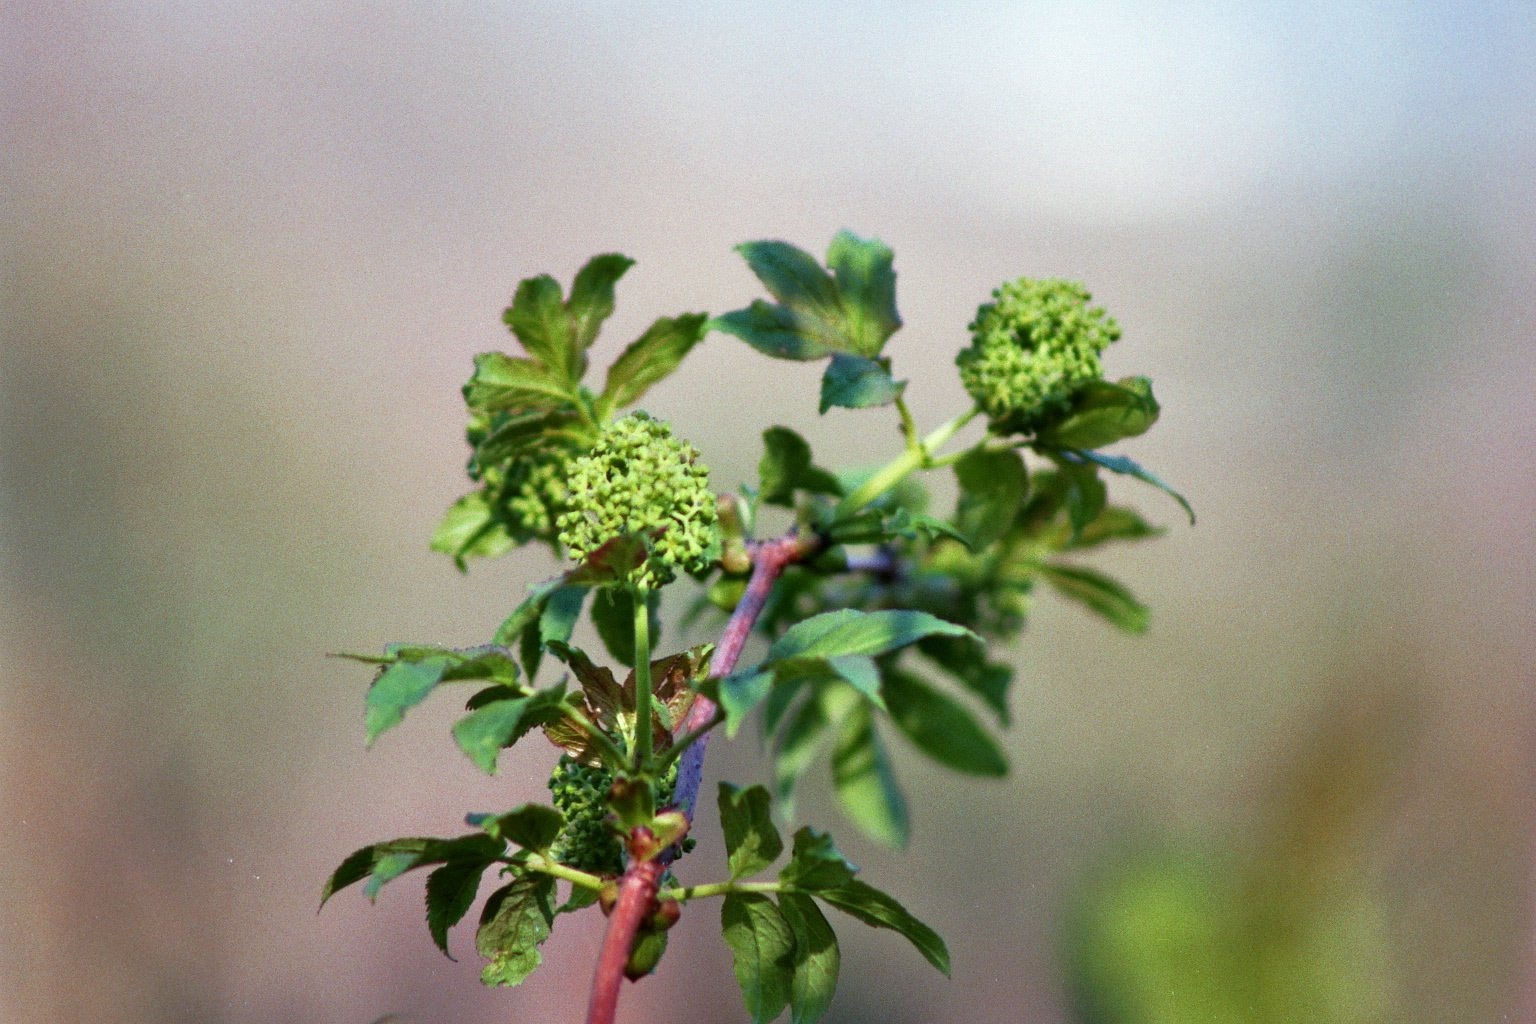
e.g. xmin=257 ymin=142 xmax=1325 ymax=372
xmin=465 ymin=411 xmax=582 ymax=546
xmin=557 ymin=412 xmax=719 ymax=590
xmin=546 ymin=755 xmax=681 ymax=876
xmin=956 ymin=278 xmax=1121 ymax=435
xmin=548 ymin=755 xmax=624 ymax=876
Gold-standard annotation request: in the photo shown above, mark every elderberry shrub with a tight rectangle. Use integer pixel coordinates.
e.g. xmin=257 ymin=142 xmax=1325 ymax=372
xmin=325 ymin=231 xmax=1190 ymax=1023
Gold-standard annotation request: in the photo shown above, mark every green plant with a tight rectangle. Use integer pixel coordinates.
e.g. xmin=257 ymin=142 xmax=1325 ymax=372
xmin=323 ymin=231 xmax=1192 ymax=1023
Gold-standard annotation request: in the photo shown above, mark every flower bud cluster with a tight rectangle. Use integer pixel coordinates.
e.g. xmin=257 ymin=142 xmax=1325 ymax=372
xmin=557 ymin=412 xmax=719 ymax=590
xmin=956 ymin=278 xmax=1121 ymax=435
xmin=546 ymin=755 xmax=681 ymax=877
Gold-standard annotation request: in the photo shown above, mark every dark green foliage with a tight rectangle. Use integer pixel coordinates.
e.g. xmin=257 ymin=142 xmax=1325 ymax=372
xmin=330 ymin=232 xmax=1188 ymax=1019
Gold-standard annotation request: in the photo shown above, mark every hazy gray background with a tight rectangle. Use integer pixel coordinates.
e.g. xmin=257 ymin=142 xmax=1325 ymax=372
xmin=4 ymin=3 xmax=1533 ymax=1023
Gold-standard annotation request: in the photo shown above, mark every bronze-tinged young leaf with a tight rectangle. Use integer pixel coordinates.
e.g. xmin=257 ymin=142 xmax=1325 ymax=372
xmin=599 ymin=313 xmax=708 ymax=416
xmin=477 ymin=872 xmax=556 ymax=988
xmin=831 ymin=702 xmax=909 ymax=849
xmin=819 ymin=354 xmax=905 ymax=413
xmin=816 ymin=880 xmax=950 ymax=976
xmin=722 ymin=892 xmax=797 ymax=1024
xmin=881 ymin=667 xmax=1008 ymax=777
xmin=462 ymin=351 xmax=573 ymax=412
xmin=718 ymin=783 xmax=784 ymax=879
xmin=1039 ymin=563 xmax=1150 ymax=633
xmin=777 ymin=892 xmax=841 ymax=1024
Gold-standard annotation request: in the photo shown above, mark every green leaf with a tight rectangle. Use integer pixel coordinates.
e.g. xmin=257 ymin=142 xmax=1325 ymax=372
xmin=321 ymin=840 xmax=426 ymax=907
xmin=365 ymin=659 xmax=448 ymax=746
xmin=882 ymin=668 xmax=1008 ymax=776
xmin=778 ymin=827 xmax=857 ymax=892
xmin=599 ymin=313 xmax=708 ymax=415
xmin=816 ymin=880 xmax=950 ymax=976
xmin=1060 ymin=449 xmax=1196 ymax=525
xmin=590 ymin=587 xmax=659 ymax=668
xmin=759 ymin=426 xmax=843 ymax=507
xmin=718 ymin=783 xmax=784 ymax=879
xmin=722 ymin=892 xmax=797 ymax=1024
xmin=737 ymin=240 xmax=842 ymax=329
xmin=1035 ymin=376 xmax=1161 ymax=450
xmin=477 ymin=872 xmax=556 ymax=988
xmin=954 ymin=447 xmax=1028 ymax=549
xmin=462 ymin=351 xmax=572 ymax=411
xmin=711 ymin=301 xmax=836 ymax=361
xmin=831 ymin=702 xmax=908 ymax=848
xmin=825 ymin=230 xmax=901 ymax=357
xmin=430 ymin=492 xmax=514 ymax=568
xmin=771 ymin=686 xmax=839 ymax=817
xmin=321 ymin=835 xmax=504 ymax=908
xmin=426 ymin=858 xmax=492 ymax=958
xmin=505 ymin=275 xmax=580 ymax=385
xmin=714 ymin=669 xmax=775 ymax=739
xmin=568 ymin=253 xmax=636 ymax=351
xmin=1054 ymin=457 xmax=1108 ymax=537
xmin=484 ymin=803 xmax=566 ymax=853
xmin=915 ymin=635 xmax=1012 ymax=725
xmin=1040 ymin=563 xmax=1150 ymax=633
xmin=778 ymin=893 xmax=841 ymax=1024
xmin=824 ymin=655 xmax=883 ymax=710
xmin=819 ymin=354 xmax=904 ymax=414
xmin=527 ymin=585 xmax=587 ymax=681
xmin=492 ymin=576 xmax=567 ymax=648
xmin=453 ymin=688 xmax=568 ymax=774
xmin=768 ymin=609 xmax=974 ymax=663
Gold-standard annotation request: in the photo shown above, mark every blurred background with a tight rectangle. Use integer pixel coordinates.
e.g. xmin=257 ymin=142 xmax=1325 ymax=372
xmin=5 ymin=3 xmax=1534 ymax=1023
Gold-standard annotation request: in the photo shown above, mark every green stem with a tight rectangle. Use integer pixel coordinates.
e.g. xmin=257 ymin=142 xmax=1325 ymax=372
xmin=629 ymin=585 xmax=653 ymax=773
xmin=835 ymin=405 xmax=980 ymax=515
xmin=661 ymin=879 xmax=790 ymax=902
xmin=522 ymin=855 xmax=607 ymax=891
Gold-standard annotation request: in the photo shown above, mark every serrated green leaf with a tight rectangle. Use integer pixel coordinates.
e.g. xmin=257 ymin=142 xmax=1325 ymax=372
xmin=1060 ymin=448 xmax=1196 ymax=525
xmin=504 ymin=274 xmax=579 ymax=385
xmin=719 ymin=783 xmax=784 ymax=879
xmin=568 ymin=253 xmax=635 ymax=351
xmin=816 ymin=880 xmax=950 ymax=976
xmin=477 ymin=873 xmax=556 ymax=988
xmin=711 ymin=302 xmax=836 ymax=361
xmin=769 ymin=609 xmax=974 ymax=663
xmin=955 ymin=447 xmax=1028 ymax=549
xmin=759 ymin=426 xmax=842 ymax=507
xmin=737 ymin=240 xmax=842 ymax=325
xmin=321 ymin=841 xmax=413 ymax=907
xmin=914 ymin=635 xmax=1012 ymax=725
xmin=778 ymin=827 xmax=857 ymax=892
xmin=1040 ymin=563 xmax=1150 ymax=633
xmin=452 ymin=688 xmax=568 ymax=774
xmin=778 ymin=892 xmax=841 ymax=1024
xmin=463 ymin=351 xmax=572 ymax=411
xmin=599 ymin=313 xmax=708 ymax=415
xmin=831 ymin=702 xmax=908 ymax=848
xmin=430 ymin=492 xmax=514 ymax=568
xmin=882 ymin=668 xmax=1008 ymax=777
xmin=722 ymin=892 xmax=797 ymax=1024
xmin=715 ymin=669 xmax=775 ymax=739
xmin=825 ymin=230 xmax=900 ymax=357
xmin=818 ymin=354 xmax=905 ymax=414
xmin=469 ymin=408 xmax=587 ymax=473
xmin=1035 ymin=376 xmax=1161 ymax=450
xmin=426 ymin=858 xmax=491 ymax=958
xmin=1066 ymin=504 xmax=1162 ymax=550
xmin=492 ymin=576 xmax=567 ymax=649
xmin=486 ymin=804 xmax=566 ymax=853
xmin=365 ymin=659 xmax=449 ymax=746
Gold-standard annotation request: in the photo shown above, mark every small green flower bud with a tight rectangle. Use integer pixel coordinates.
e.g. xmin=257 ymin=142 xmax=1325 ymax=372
xmin=956 ymin=278 xmax=1121 ymax=436
xmin=557 ymin=412 xmax=719 ymax=590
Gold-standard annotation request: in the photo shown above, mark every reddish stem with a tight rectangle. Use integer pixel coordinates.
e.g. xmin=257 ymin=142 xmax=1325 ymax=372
xmin=582 ymin=532 xmax=817 ymax=1024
